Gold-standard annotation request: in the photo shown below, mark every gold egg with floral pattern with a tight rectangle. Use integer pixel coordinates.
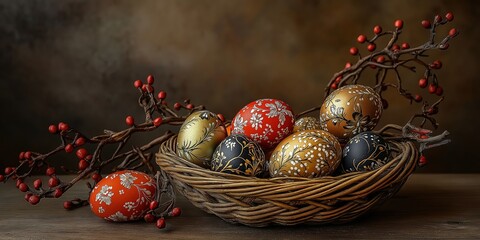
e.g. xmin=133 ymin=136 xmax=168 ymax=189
xmin=211 ymin=134 xmax=265 ymax=176
xmin=293 ymin=117 xmax=321 ymax=132
xmin=177 ymin=110 xmax=227 ymax=168
xmin=319 ymin=85 xmax=383 ymax=142
xmin=269 ymin=129 xmax=342 ymax=178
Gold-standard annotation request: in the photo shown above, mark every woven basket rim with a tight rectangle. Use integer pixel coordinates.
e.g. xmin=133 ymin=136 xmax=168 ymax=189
xmin=156 ymin=133 xmax=419 ymax=226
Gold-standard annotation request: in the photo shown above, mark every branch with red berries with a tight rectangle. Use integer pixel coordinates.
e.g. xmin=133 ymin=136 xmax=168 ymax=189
xmin=0 ymin=74 xmax=209 ymax=228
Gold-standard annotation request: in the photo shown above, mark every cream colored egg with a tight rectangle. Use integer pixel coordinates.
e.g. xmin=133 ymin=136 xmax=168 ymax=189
xmin=269 ymin=129 xmax=342 ymax=178
xmin=177 ymin=111 xmax=227 ymax=168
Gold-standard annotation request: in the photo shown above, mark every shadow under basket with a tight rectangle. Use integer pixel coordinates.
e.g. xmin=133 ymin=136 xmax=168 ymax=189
xmin=156 ymin=134 xmax=419 ymax=227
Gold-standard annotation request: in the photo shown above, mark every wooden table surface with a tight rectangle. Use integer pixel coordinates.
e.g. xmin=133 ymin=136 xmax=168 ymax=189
xmin=0 ymin=174 xmax=479 ymax=239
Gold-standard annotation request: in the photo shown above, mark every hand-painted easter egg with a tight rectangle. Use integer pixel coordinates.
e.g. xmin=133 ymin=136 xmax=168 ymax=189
xmin=89 ymin=170 xmax=156 ymax=222
xmin=340 ymin=132 xmax=391 ymax=173
xmin=211 ymin=134 xmax=265 ymax=176
xmin=269 ymin=129 xmax=342 ymax=178
xmin=232 ymin=99 xmax=295 ymax=149
xmin=177 ymin=110 xmax=227 ymax=168
xmin=293 ymin=117 xmax=321 ymax=132
xmin=319 ymin=85 xmax=382 ymax=142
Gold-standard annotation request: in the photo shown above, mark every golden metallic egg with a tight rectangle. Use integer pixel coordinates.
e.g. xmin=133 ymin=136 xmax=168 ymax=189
xmin=293 ymin=117 xmax=321 ymax=132
xmin=269 ymin=129 xmax=342 ymax=178
xmin=319 ymin=85 xmax=382 ymax=142
xmin=177 ymin=110 xmax=227 ymax=168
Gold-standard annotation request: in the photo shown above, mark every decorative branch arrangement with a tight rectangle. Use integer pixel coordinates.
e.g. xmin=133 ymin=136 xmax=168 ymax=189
xmin=1 ymin=74 xmax=208 ymax=228
xmin=0 ymin=11 xmax=458 ymax=229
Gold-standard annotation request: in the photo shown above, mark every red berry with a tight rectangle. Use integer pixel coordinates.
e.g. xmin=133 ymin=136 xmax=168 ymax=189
xmin=349 ymin=47 xmax=359 ymax=55
xmin=419 ymin=155 xmax=427 ymax=166
xmin=157 ymin=91 xmax=167 ymax=100
xmin=345 ymin=62 xmax=352 ymax=68
xmin=357 ymin=34 xmax=367 ymax=43
xmin=150 ymin=200 xmax=159 ymax=210
xmin=64 ymin=201 xmax=73 ymax=210
xmin=28 ymin=195 xmax=40 ymax=205
xmin=141 ymin=84 xmax=147 ymax=92
xmin=145 ymin=85 xmax=154 ymax=93
xmin=58 ymin=122 xmax=69 ymax=132
xmin=156 ymin=218 xmax=166 ymax=229
xmin=147 ymin=74 xmax=154 ymax=85
xmin=18 ymin=152 xmax=25 ymax=160
xmin=401 ymin=42 xmax=410 ymax=49
xmin=330 ymin=83 xmax=338 ymax=90
xmin=49 ymin=177 xmax=60 ymax=187
xmin=153 ymin=117 xmax=163 ymax=127
xmin=428 ymin=84 xmax=437 ymax=94
xmin=48 ymin=124 xmax=58 ymax=134
xmin=64 ymin=144 xmax=74 ymax=153
xmin=414 ymin=95 xmax=423 ymax=102
xmin=373 ymin=25 xmax=382 ymax=34
xmin=367 ymin=43 xmax=376 ymax=52
xmin=376 ymin=56 xmax=385 ymax=63
xmin=144 ymin=213 xmax=156 ymax=223
xmin=0 ymin=175 xmax=4 ymax=182
xmin=421 ymin=20 xmax=431 ymax=29
xmin=54 ymin=188 xmax=63 ymax=198
xmin=434 ymin=15 xmax=442 ymax=23
xmin=335 ymin=76 xmax=342 ymax=83
xmin=92 ymin=173 xmax=102 ymax=182
xmin=435 ymin=86 xmax=444 ymax=96
xmin=46 ymin=167 xmax=56 ymax=176
xmin=16 ymin=179 xmax=23 ymax=188
xmin=217 ymin=113 xmax=225 ymax=122
xmin=391 ymin=44 xmax=400 ymax=51
xmin=433 ymin=60 xmax=443 ymax=69
xmin=126 ymin=116 xmax=135 ymax=126
xmin=4 ymin=167 xmax=14 ymax=175
xmin=428 ymin=107 xmax=438 ymax=115
xmin=186 ymin=104 xmax=194 ymax=110
xmin=33 ymin=179 xmax=42 ymax=189
xmin=78 ymin=159 xmax=89 ymax=171
xmin=134 ymin=80 xmax=143 ymax=88
xmin=25 ymin=193 xmax=33 ymax=202
xmin=76 ymin=148 xmax=88 ymax=159
xmin=445 ymin=12 xmax=454 ymax=22
xmin=418 ymin=78 xmax=428 ymax=88
xmin=449 ymin=28 xmax=457 ymax=37
xmin=173 ymin=103 xmax=182 ymax=110
xmin=394 ymin=19 xmax=404 ymax=29
xmin=18 ymin=183 xmax=28 ymax=192
xmin=23 ymin=151 xmax=32 ymax=160
xmin=171 ymin=207 xmax=182 ymax=217
xmin=75 ymin=137 xmax=86 ymax=146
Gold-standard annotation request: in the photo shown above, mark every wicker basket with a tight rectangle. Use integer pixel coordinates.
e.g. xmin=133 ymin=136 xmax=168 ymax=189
xmin=156 ymin=124 xmax=419 ymax=227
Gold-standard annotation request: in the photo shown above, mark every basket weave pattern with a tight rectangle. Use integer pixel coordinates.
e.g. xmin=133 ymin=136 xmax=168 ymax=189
xmin=156 ymin=130 xmax=419 ymax=227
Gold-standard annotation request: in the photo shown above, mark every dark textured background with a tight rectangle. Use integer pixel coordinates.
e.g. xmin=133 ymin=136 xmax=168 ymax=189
xmin=1 ymin=0 xmax=479 ymax=173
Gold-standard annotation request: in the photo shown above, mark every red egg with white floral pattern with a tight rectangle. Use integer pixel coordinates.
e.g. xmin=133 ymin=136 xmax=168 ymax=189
xmin=89 ymin=170 xmax=156 ymax=222
xmin=232 ymin=99 xmax=295 ymax=149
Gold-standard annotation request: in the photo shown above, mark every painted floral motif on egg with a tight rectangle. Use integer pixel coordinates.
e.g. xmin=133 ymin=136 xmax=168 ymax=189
xmin=269 ymin=129 xmax=342 ymax=178
xmin=177 ymin=110 xmax=227 ymax=168
xmin=340 ymin=132 xmax=391 ymax=173
xmin=319 ymin=85 xmax=383 ymax=142
xmin=232 ymin=99 xmax=295 ymax=149
xmin=211 ymin=134 xmax=265 ymax=176
xmin=89 ymin=170 xmax=156 ymax=222
xmin=293 ymin=117 xmax=321 ymax=132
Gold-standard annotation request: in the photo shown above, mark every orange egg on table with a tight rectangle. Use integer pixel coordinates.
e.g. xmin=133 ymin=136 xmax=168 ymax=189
xmin=89 ymin=170 xmax=156 ymax=222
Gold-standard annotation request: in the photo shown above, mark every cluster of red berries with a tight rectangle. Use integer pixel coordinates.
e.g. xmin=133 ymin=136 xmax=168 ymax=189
xmin=143 ymin=200 xmax=182 ymax=229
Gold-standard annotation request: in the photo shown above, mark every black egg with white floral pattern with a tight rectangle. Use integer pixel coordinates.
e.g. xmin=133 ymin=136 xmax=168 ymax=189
xmin=211 ymin=134 xmax=266 ymax=176
xmin=340 ymin=132 xmax=390 ymax=173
